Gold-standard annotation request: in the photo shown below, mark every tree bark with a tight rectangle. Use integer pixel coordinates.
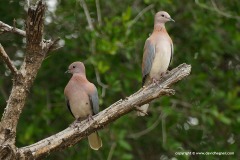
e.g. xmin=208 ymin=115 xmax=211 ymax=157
xmin=0 ymin=1 xmax=58 ymax=159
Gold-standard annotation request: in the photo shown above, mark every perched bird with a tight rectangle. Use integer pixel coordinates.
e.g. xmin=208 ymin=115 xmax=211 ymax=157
xmin=137 ymin=11 xmax=174 ymax=116
xmin=64 ymin=62 xmax=102 ymax=150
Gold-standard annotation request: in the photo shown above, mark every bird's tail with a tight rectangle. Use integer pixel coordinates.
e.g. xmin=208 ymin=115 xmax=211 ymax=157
xmin=137 ymin=104 xmax=149 ymax=116
xmin=88 ymin=131 xmax=102 ymax=150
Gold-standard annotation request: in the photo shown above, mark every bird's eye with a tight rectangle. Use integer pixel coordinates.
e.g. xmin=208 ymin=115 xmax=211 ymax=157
xmin=73 ymin=66 xmax=76 ymax=68
xmin=161 ymin=14 xmax=164 ymax=17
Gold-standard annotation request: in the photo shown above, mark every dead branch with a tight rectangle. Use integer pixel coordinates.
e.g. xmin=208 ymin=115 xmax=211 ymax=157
xmin=0 ymin=1 xmax=60 ymax=159
xmin=0 ymin=21 xmax=62 ymax=53
xmin=95 ymin=0 xmax=102 ymax=26
xmin=0 ymin=0 xmax=46 ymax=146
xmin=0 ymin=44 xmax=18 ymax=75
xmin=19 ymin=63 xmax=191 ymax=159
xmin=0 ymin=21 xmax=26 ymax=36
xmin=79 ymin=0 xmax=94 ymax=31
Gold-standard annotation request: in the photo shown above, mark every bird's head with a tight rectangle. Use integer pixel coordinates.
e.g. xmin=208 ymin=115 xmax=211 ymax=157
xmin=65 ymin=61 xmax=86 ymax=74
xmin=154 ymin=11 xmax=174 ymax=24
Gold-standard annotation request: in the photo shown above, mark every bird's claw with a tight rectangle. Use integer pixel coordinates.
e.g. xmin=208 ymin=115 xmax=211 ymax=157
xmin=87 ymin=115 xmax=94 ymax=122
xmin=152 ymin=78 xmax=162 ymax=88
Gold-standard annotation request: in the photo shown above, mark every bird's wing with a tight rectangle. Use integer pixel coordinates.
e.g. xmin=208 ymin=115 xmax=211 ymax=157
xmin=170 ymin=42 xmax=173 ymax=64
xmin=65 ymin=97 xmax=74 ymax=117
xmin=142 ymin=39 xmax=155 ymax=86
xmin=89 ymin=86 xmax=99 ymax=115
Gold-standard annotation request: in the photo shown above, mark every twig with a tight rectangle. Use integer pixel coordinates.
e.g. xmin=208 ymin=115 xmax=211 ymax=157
xmin=94 ymin=67 xmax=108 ymax=97
xmin=127 ymin=4 xmax=154 ymax=31
xmin=13 ymin=19 xmax=16 ymax=29
xmin=162 ymin=113 xmax=166 ymax=147
xmin=195 ymin=0 xmax=240 ymax=20
xmin=95 ymin=0 xmax=102 ymax=26
xmin=45 ymin=37 xmax=62 ymax=53
xmin=128 ymin=113 xmax=162 ymax=139
xmin=0 ymin=21 xmax=62 ymax=52
xmin=80 ymin=0 xmax=108 ymax=97
xmin=79 ymin=0 xmax=94 ymax=31
xmin=0 ymin=44 xmax=18 ymax=75
xmin=0 ymin=21 xmax=26 ymax=36
xmin=26 ymin=0 xmax=30 ymax=7
xmin=107 ymin=142 xmax=117 ymax=160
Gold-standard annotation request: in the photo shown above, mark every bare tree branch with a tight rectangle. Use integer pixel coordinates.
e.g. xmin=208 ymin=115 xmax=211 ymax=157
xmin=195 ymin=0 xmax=240 ymax=20
xmin=18 ymin=63 xmax=191 ymax=159
xmin=0 ymin=21 xmax=26 ymax=36
xmin=127 ymin=4 xmax=155 ymax=32
xmin=0 ymin=44 xmax=18 ymax=75
xmin=128 ymin=113 xmax=162 ymax=139
xmin=107 ymin=142 xmax=117 ymax=160
xmin=0 ymin=2 xmax=48 ymax=159
xmin=95 ymin=0 xmax=102 ymax=26
xmin=79 ymin=0 xmax=94 ymax=31
xmin=43 ymin=37 xmax=62 ymax=54
xmin=161 ymin=113 xmax=167 ymax=147
xmin=94 ymin=67 xmax=108 ymax=97
xmin=0 ymin=1 xmax=63 ymax=158
xmin=0 ymin=21 xmax=62 ymax=52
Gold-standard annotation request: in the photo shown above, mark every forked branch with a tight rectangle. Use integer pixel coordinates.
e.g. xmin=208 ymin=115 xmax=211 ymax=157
xmin=0 ymin=21 xmax=26 ymax=36
xmin=0 ymin=44 xmax=18 ymax=75
xmin=19 ymin=63 xmax=191 ymax=159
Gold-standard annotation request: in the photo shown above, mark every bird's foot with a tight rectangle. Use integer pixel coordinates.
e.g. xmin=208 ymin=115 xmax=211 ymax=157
xmin=152 ymin=78 xmax=162 ymax=88
xmin=87 ymin=115 xmax=94 ymax=122
xmin=152 ymin=78 xmax=158 ymax=84
xmin=70 ymin=118 xmax=81 ymax=128
xmin=77 ymin=117 xmax=83 ymax=122
xmin=160 ymin=72 xmax=167 ymax=77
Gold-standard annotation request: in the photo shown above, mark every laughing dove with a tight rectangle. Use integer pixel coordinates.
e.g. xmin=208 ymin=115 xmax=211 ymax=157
xmin=64 ymin=62 xmax=102 ymax=150
xmin=137 ymin=11 xmax=174 ymax=116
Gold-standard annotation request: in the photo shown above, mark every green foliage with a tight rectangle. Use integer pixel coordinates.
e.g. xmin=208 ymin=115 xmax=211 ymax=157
xmin=0 ymin=0 xmax=240 ymax=159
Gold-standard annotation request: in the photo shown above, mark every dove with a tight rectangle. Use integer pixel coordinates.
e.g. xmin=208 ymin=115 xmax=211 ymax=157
xmin=138 ymin=11 xmax=174 ymax=116
xmin=64 ymin=61 xmax=102 ymax=150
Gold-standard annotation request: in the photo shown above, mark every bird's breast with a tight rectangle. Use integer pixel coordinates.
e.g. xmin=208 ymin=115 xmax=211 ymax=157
xmin=150 ymin=38 xmax=171 ymax=79
xmin=66 ymin=83 xmax=92 ymax=119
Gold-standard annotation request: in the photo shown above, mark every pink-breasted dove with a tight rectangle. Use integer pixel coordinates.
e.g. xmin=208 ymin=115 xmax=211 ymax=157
xmin=64 ymin=61 xmax=102 ymax=150
xmin=137 ymin=11 xmax=174 ymax=116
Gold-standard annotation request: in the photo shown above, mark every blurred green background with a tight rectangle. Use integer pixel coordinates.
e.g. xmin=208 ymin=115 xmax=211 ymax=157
xmin=0 ymin=0 xmax=240 ymax=159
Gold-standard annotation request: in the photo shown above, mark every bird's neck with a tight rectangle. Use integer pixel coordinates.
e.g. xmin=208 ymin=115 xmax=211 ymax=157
xmin=72 ymin=73 xmax=87 ymax=82
xmin=153 ymin=23 xmax=166 ymax=32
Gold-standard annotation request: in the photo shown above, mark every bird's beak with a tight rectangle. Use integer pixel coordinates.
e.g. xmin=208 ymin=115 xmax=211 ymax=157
xmin=168 ymin=17 xmax=175 ymax=22
xmin=65 ymin=70 xmax=70 ymax=74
